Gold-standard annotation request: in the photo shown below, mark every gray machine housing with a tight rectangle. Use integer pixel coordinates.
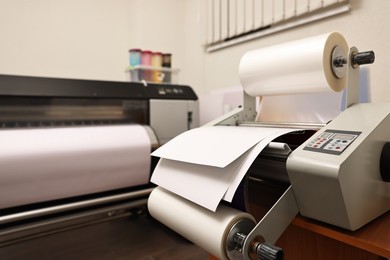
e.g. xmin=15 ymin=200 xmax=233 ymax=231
xmin=150 ymin=99 xmax=198 ymax=145
xmin=287 ymin=102 xmax=390 ymax=230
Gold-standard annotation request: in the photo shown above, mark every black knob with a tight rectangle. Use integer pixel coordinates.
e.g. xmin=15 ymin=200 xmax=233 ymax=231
xmin=380 ymin=142 xmax=390 ymax=182
xmin=353 ymin=51 xmax=375 ymax=65
xmin=257 ymin=242 xmax=284 ymax=260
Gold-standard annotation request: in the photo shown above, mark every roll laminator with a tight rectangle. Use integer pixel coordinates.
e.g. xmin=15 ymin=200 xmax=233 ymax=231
xmin=0 ymin=74 xmax=198 ymax=244
xmin=148 ymin=33 xmax=390 ymax=260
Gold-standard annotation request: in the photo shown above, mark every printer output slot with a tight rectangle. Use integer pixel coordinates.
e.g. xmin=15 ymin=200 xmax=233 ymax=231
xmin=0 ymin=97 xmax=149 ymax=129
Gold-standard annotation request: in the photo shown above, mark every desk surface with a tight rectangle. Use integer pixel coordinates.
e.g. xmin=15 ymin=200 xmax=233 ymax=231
xmin=246 ymin=179 xmax=390 ymax=259
xmin=211 ymin=212 xmax=390 ymax=260
xmin=290 ymin=211 xmax=390 ymax=259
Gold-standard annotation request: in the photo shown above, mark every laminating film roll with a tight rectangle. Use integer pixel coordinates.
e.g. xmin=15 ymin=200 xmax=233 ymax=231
xmin=239 ymin=32 xmax=349 ymax=96
xmin=148 ymin=187 xmax=256 ymax=260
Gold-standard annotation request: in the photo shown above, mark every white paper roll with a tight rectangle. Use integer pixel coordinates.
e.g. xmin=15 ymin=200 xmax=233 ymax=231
xmin=0 ymin=125 xmax=151 ymax=208
xmin=148 ymin=187 xmax=255 ymax=259
xmin=239 ymin=32 xmax=349 ymax=96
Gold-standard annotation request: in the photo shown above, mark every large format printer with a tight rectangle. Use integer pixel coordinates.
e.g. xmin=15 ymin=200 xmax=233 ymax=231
xmin=148 ymin=32 xmax=390 ymax=259
xmin=0 ymin=74 xmax=198 ymax=245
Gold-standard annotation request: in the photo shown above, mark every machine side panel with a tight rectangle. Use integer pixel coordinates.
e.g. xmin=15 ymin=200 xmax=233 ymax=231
xmin=150 ymin=99 xmax=199 ymax=145
xmin=286 ymin=153 xmax=349 ymax=227
xmin=287 ymin=103 xmax=390 ymax=230
xmin=340 ymin=114 xmax=390 ymax=230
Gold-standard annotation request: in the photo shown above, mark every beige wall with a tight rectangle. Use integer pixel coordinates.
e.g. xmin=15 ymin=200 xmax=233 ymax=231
xmin=0 ymin=1 xmax=389 ymax=102
xmin=126 ymin=0 xmax=186 ymax=76
xmin=0 ymin=0 xmax=185 ymax=81
xmin=0 ymin=0 xmax=129 ymax=80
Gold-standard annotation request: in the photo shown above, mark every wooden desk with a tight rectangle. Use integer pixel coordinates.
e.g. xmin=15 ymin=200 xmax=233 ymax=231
xmin=210 ymin=211 xmax=390 ymax=260
xmin=276 ymin=211 xmax=390 ymax=260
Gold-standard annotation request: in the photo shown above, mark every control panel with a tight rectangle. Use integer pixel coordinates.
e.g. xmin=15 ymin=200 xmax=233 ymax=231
xmin=147 ymin=84 xmax=197 ymax=100
xmin=304 ymin=130 xmax=361 ymax=155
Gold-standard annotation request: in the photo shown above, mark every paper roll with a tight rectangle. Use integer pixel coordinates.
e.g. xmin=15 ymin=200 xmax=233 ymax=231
xmin=239 ymin=32 xmax=349 ymax=96
xmin=0 ymin=125 xmax=151 ymax=208
xmin=148 ymin=187 xmax=256 ymax=259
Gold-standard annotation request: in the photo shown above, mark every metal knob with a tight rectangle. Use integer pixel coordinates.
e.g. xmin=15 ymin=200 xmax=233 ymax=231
xmin=256 ymin=242 xmax=284 ymax=260
xmin=352 ymin=51 xmax=375 ymax=66
xmin=380 ymin=142 xmax=390 ymax=182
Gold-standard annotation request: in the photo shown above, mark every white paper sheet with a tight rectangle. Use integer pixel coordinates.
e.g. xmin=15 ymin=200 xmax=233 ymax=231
xmin=151 ymin=126 xmax=288 ymax=168
xmin=151 ymin=126 xmax=300 ymax=211
xmin=222 ymin=128 xmax=299 ymax=201
xmin=151 ymin=152 xmax=250 ymax=211
xmin=0 ymin=125 xmax=151 ymax=209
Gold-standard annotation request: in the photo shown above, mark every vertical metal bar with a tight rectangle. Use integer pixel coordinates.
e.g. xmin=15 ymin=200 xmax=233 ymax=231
xmin=243 ymin=0 xmax=246 ymax=31
xmin=295 ymin=0 xmax=297 ymax=16
xmin=261 ymin=0 xmax=264 ymax=26
xmin=235 ymin=0 xmax=238 ymax=35
xmin=272 ymin=0 xmax=275 ymax=23
xmin=219 ymin=0 xmax=222 ymax=41
xmin=346 ymin=47 xmax=360 ymax=108
xmin=242 ymin=186 xmax=299 ymax=255
xmin=212 ymin=0 xmax=215 ymax=43
xmin=252 ymin=0 xmax=255 ymax=29
xmin=227 ymin=0 xmax=230 ymax=37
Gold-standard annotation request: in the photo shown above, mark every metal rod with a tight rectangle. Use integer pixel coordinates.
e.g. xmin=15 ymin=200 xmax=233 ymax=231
xmin=0 ymin=199 xmax=148 ymax=247
xmin=239 ymin=121 xmax=325 ymax=130
xmin=0 ymin=188 xmax=154 ymax=225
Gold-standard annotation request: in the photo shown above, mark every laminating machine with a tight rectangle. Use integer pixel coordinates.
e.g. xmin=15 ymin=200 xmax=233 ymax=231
xmin=147 ymin=33 xmax=390 ymax=260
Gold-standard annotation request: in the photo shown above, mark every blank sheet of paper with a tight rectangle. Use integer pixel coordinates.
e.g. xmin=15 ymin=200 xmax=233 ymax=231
xmin=222 ymin=128 xmax=299 ymax=201
xmin=151 ymin=126 xmax=288 ymax=168
xmin=151 ymin=126 xmax=300 ymax=211
xmin=151 ymin=151 xmax=250 ymax=211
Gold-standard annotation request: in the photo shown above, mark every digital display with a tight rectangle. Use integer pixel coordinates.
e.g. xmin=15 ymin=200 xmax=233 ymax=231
xmin=333 ymin=134 xmax=356 ymax=141
xmin=320 ymin=132 xmax=333 ymax=139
